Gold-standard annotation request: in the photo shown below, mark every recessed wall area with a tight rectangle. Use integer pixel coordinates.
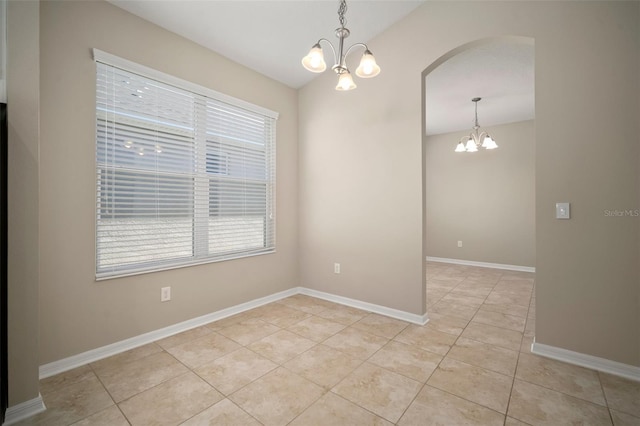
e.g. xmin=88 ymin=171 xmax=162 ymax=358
xmin=425 ymin=120 xmax=535 ymax=267
xmin=423 ymin=38 xmax=535 ymax=270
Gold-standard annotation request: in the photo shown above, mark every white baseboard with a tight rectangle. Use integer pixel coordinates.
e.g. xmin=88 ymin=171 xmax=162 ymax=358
xmin=39 ymin=287 xmax=427 ymax=380
xmin=426 ymin=256 xmax=535 ymax=273
xmin=531 ymin=342 xmax=640 ymax=382
xmin=39 ymin=288 xmax=298 ymax=379
xmin=3 ymin=394 xmax=46 ymax=426
xmin=299 ymin=287 xmax=429 ymax=326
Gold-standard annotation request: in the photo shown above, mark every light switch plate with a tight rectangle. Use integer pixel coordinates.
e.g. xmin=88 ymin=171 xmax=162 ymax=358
xmin=556 ymin=202 xmax=570 ymax=219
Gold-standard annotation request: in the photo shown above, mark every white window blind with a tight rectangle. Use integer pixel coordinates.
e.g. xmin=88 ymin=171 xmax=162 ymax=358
xmin=95 ymin=50 xmax=277 ymax=279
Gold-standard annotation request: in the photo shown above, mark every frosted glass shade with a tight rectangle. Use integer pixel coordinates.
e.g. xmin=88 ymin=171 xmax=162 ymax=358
xmin=301 ymin=45 xmax=327 ymax=73
xmin=355 ymin=50 xmax=381 ymax=78
xmin=336 ymin=71 xmax=357 ymax=91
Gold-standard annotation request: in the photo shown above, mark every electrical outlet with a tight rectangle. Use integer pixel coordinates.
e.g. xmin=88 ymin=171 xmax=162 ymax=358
xmin=161 ymin=286 xmax=171 ymax=302
xmin=457 ymin=240 xmax=463 ymax=248
xmin=334 ymin=263 xmax=341 ymax=274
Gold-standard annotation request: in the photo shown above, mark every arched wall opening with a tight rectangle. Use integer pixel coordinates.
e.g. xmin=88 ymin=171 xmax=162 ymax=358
xmin=421 ymin=36 xmax=536 ymax=316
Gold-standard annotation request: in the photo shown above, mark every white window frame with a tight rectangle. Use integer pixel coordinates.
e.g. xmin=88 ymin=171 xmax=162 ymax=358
xmin=94 ymin=49 xmax=278 ymax=280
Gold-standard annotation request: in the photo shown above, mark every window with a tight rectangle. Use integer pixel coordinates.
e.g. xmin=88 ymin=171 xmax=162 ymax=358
xmin=94 ymin=50 xmax=277 ymax=279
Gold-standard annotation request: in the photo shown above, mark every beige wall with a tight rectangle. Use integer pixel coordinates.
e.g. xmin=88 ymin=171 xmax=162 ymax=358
xmin=7 ymin=0 xmax=640 ymax=409
xmin=425 ymin=120 xmax=535 ymax=267
xmin=7 ymin=0 xmax=40 ymax=406
xmin=38 ymin=0 xmax=298 ymax=364
xmin=299 ymin=1 xmax=639 ymax=366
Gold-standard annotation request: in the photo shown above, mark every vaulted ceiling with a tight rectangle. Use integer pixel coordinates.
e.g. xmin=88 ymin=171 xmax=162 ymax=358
xmin=107 ymin=1 xmax=535 ymax=134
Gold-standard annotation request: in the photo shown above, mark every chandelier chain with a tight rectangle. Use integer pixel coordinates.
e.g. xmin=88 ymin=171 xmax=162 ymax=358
xmin=338 ymin=0 xmax=347 ymax=28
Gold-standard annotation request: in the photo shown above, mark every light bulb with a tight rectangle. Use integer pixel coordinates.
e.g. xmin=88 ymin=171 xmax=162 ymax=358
xmin=465 ymin=138 xmax=478 ymax=152
xmin=483 ymin=136 xmax=498 ymax=150
xmin=455 ymin=142 xmax=466 ymax=152
xmin=355 ymin=50 xmax=381 ymax=78
xmin=301 ymin=44 xmax=326 ymax=73
xmin=335 ymin=71 xmax=357 ymax=91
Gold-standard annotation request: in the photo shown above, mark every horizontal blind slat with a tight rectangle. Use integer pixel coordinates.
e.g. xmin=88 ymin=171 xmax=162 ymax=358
xmin=96 ymin=59 xmax=276 ymax=278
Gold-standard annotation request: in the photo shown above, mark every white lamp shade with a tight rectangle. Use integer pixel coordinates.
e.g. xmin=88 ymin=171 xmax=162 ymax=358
xmin=336 ymin=71 xmax=357 ymax=91
xmin=465 ymin=138 xmax=478 ymax=152
xmin=355 ymin=50 xmax=381 ymax=78
xmin=483 ymin=135 xmax=498 ymax=149
xmin=301 ymin=44 xmax=327 ymax=73
xmin=455 ymin=142 xmax=466 ymax=152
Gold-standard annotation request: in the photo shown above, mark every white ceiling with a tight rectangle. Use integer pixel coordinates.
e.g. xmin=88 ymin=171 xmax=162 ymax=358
xmin=107 ymin=0 xmax=424 ymax=89
xmin=107 ymin=1 xmax=535 ymax=135
xmin=425 ymin=42 xmax=535 ymax=136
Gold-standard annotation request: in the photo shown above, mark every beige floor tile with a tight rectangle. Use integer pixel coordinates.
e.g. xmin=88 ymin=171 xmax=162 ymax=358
xmin=424 ymin=312 xmax=469 ymax=336
xmin=247 ymin=329 xmax=316 ymax=364
xmin=276 ymin=294 xmax=335 ymax=315
xmin=493 ymin=280 xmax=533 ymax=293
xmin=252 ymin=303 xmax=312 ymax=328
xmin=600 ymin=373 xmax=640 ymax=417
xmin=515 ymin=353 xmax=606 ymax=405
xmin=441 ymin=293 xmax=486 ymax=307
xmin=504 ymin=416 xmax=530 ymax=425
xmin=351 ymin=313 xmax=409 ymax=339
xmin=480 ymin=302 xmax=529 ymax=318
xmin=286 ymin=315 xmax=346 ymax=342
xmin=484 ymin=292 xmax=530 ymax=307
xmin=610 ymin=409 xmax=640 ymax=426
xmin=315 ymin=304 xmax=369 ymax=325
xmin=449 ymin=287 xmax=493 ymax=298
xmin=180 ymin=398 xmax=261 ymax=426
xmin=461 ymin=322 xmax=522 ymax=351
xmin=216 ymin=318 xmax=280 ymax=346
xmin=155 ymin=326 xmax=213 ymax=350
xmin=229 ymin=367 xmax=324 ymax=426
xmin=119 ymin=372 xmax=222 ymax=425
xmin=427 ymin=357 xmax=512 ymax=414
xmin=524 ymin=317 xmax=535 ymax=333
xmin=394 ymin=324 xmax=457 ymax=355
xmin=290 ymin=392 xmax=393 ymax=426
xmin=90 ymin=343 xmax=163 ymax=376
xmin=165 ymin=332 xmax=241 ymax=369
xmin=25 ymin=375 xmax=114 ymax=425
xmin=72 ymin=405 xmax=129 ymax=426
xmin=206 ymin=311 xmax=259 ymax=331
xmin=500 ymin=272 xmax=535 ymax=281
xmin=194 ymin=347 xmax=278 ymax=395
xmin=430 ymin=300 xmax=479 ymax=321
xmin=458 ymin=277 xmax=498 ymax=287
xmin=333 ymin=362 xmax=422 ymax=423
xmin=398 ymin=385 xmax=504 ymax=426
xmin=447 ymin=337 xmax=518 ymax=376
xmin=283 ymin=344 xmax=362 ymax=388
xmin=426 ymin=289 xmax=448 ymax=306
xmin=368 ymin=340 xmax=442 ymax=382
xmin=97 ymin=351 xmax=188 ymax=402
xmin=39 ymin=364 xmax=95 ymax=396
xmin=323 ymin=326 xmax=388 ymax=359
xmin=471 ymin=309 xmax=526 ymax=332
xmin=427 ymin=277 xmax=463 ymax=290
xmin=520 ymin=332 xmax=534 ymax=353
xmin=507 ymin=379 xmax=612 ymax=425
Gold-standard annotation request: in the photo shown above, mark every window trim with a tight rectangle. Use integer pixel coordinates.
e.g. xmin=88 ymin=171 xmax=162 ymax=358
xmin=93 ymin=49 xmax=278 ymax=120
xmin=94 ymin=49 xmax=278 ymax=280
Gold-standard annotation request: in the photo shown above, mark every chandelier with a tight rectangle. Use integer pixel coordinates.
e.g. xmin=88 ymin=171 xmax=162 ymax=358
xmin=301 ymin=0 xmax=381 ymax=91
xmin=455 ymin=97 xmax=498 ymax=152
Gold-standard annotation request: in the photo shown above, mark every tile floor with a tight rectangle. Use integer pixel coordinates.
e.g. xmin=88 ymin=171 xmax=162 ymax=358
xmin=16 ymin=262 xmax=640 ymax=425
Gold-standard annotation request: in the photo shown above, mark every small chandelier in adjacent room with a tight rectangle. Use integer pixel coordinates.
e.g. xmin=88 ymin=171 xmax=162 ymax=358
xmin=301 ymin=0 xmax=381 ymax=91
xmin=455 ymin=97 xmax=499 ymax=152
